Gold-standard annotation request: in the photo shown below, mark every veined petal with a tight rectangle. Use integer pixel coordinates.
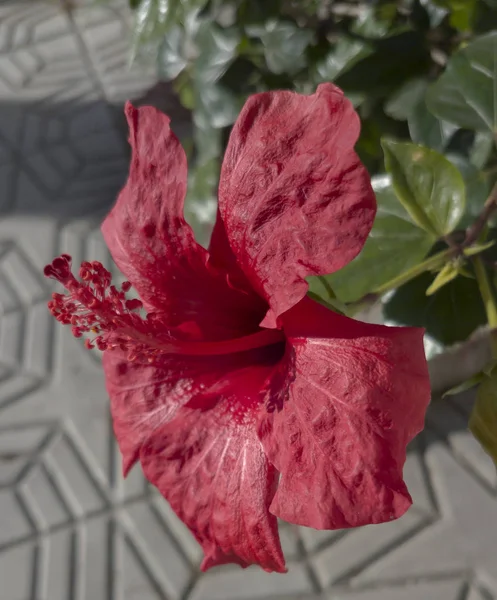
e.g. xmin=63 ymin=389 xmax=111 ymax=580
xmin=139 ymin=375 xmax=286 ymax=572
xmin=104 ymin=342 xmax=283 ymax=478
xmin=102 ymin=103 xmax=265 ymax=340
xmin=218 ymin=84 xmax=376 ymax=327
xmin=258 ymin=297 xmax=430 ymax=529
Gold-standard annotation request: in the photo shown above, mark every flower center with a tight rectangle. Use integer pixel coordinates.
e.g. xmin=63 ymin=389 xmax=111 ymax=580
xmin=44 ymin=255 xmax=284 ymax=364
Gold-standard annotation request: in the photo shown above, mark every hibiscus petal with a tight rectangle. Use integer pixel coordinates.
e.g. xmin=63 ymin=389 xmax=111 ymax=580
xmin=139 ymin=383 xmax=286 ymax=572
xmin=218 ymin=83 xmax=376 ymax=326
xmin=101 ymin=103 xmax=264 ymax=339
xmin=258 ymin=297 xmax=431 ymax=529
xmin=104 ymin=342 xmax=283 ymax=477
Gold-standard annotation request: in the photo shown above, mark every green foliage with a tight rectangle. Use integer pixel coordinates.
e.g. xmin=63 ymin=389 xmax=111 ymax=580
xmin=381 ymin=140 xmax=466 ymax=236
xmin=383 ymin=269 xmax=487 ymax=346
xmin=427 ymin=31 xmax=497 ymax=132
xmin=324 ymin=176 xmax=435 ymax=303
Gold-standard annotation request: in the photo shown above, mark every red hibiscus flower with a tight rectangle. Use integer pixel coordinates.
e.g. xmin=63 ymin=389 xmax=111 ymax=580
xmin=44 ymin=83 xmax=431 ymax=574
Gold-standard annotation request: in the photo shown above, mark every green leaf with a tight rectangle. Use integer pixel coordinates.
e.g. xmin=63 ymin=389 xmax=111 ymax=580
xmin=248 ymin=20 xmax=314 ymax=75
xmin=408 ymin=97 xmax=456 ymax=152
xmin=470 ymin=131 xmax=495 ymax=169
xmin=463 ymin=240 xmax=496 ymax=257
xmin=194 ymin=23 xmax=240 ymax=84
xmin=132 ymin=0 xmax=208 ymax=53
xmin=381 ymin=139 xmax=466 ymax=237
xmin=433 ymin=0 xmax=478 ymax=31
xmin=447 ymin=154 xmax=491 ymax=229
xmin=426 ymin=31 xmax=497 ymax=133
xmin=419 ymin=0 xmax=449 ymax=27
xmin=426 ymin=262 xmax=460 ymax=295
xmin=321 ymin=176 xmax=435 ymax=303
xmin=336 ymin=32 xmax=432 ymax=97
xmin=470 ymin=371 xmax=497 ymax=467
xmin=194 ymin=83 xmax=241 ymax=129
xmin=384 ymin=78 xmax=427 ymax=121
xmin=383 ymin=270 xmax=487 ymax=346
xmin=443 ymin=371 xmax=486 ymax=396
xmin=158 ymin=26 xmax=188 ymax=79
xmin=315 ymin=38 xmax=373 ymax=83
xmin=350 ymin=5 xmax=396 ymax=38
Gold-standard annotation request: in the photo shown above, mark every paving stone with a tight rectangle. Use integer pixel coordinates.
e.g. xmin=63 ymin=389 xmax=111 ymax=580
xmin=0 ymin=1 xmax=496 ymax=599
xmin=353 ymin=437 xmax=497 ymax=590
xmin=331 ymin=579 xmax=465 ymax=600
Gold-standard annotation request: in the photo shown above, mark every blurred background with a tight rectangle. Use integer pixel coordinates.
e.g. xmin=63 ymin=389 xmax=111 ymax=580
xmin=0 ymin=0 xmax=496 ymax=599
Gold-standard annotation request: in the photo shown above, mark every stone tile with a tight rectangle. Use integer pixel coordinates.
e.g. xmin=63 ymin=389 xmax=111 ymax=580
xmin=353 ymin=439 xmax=497 ymax=590
xmin=189 ymin=563 xmax=315 ymax=600
xmin=332 ymin=580 xmax=465 ymax=600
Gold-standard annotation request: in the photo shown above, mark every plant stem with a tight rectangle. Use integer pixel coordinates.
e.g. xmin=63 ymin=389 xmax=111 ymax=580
xmin=464 ymin=180 xmax=497 ymax=248
xmin=372 ymin=248 xmax=452 ymax=295
xmin=473 ymin=256 xmax=497 ymax=330
xmin=347 ymin=248 xmax=452 ymax=315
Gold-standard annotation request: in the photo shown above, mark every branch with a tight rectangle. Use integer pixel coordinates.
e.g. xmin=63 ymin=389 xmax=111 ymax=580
xmin=463 ymin=180 xmax=497 ymax=248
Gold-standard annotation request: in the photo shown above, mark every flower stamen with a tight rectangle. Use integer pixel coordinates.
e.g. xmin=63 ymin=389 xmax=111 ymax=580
xmin=44 ymin=255 xmax=285 ymax=363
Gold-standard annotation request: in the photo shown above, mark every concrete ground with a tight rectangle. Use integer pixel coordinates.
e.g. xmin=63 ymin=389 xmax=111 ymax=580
xmin=0 ymin=1 xmax=496 ymax=599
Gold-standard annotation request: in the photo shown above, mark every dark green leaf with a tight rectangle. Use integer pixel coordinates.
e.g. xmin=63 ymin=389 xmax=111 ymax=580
xmin=408 ymin=97 xmax=456 ymax=152
xmin=336 ymin=32 xmax=432 ymax=97
xmin=446 ymin=154 xmax=491 ymax=229
xmin=381 ymin=139 xmax=466 ymax=236
xmin=194 ymin=83 xmax=241 ymax=129
xmin=321 ymin=176 xmax=435 ymax=303
xmin=133 ymin=0 xmax=175 ymax=47
xmin=470 ymin=130 xmax=495 ymax=169
xmin=420 ymin=0 xmax=449 ymax=27
xmin=350 ymin=5 xmax=398 ymax=39
xmin=384 ymin=78 xmax=427 ymax=121
xmin=158 ymin=26 xmax=188 ymax=80
xmin=315 ymin=38 xmax=373 ymax=83
xmin=248 ymin=20 xmax=314 ymax=75
xmin=383 ymin=270 xmax=486 ymax=346
xmin=194 ymin=23 xmax=240 ymax=84
xmin=470 ymin=371 xmax=497 ymax=467
xmin=426 ymin=31 xmax=497 ymax=133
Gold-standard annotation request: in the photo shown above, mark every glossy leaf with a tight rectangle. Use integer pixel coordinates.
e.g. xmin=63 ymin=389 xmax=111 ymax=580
xmin=408 ymin=97 xmax=455 ymax=152
xmin=322 ymin=176 xmax=435 ymax=303
xmin=426 ymin=32 xmax=497 ymax=133
xmin=470 ymin=371 xmax=497 ymax=467
xmin=447 ymin=154 xmax=491 ymax=229
xmin=248 ymin=20 xmax=314 ymax=75
xmin=315 ymin=38 xmax=372 ymax=83
xmin=350 ymin=6 xmax=395 ymax=38
xmin=383 ymin=270 xmax=486 ymax=346
xmin=158 ymin=26 xmax=188 ymax=80
xmin=470 ymin=131 xmax=495 ymax=169
xmin=384 ymin=78 xmax=427 ymax=121
xmin=194 ymin=24 xmax=240 ymax=84
xmin=336 ymin=32 xmax=432 ymax=96
xmin=381 ymin=140 xmax=466 ymax=237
